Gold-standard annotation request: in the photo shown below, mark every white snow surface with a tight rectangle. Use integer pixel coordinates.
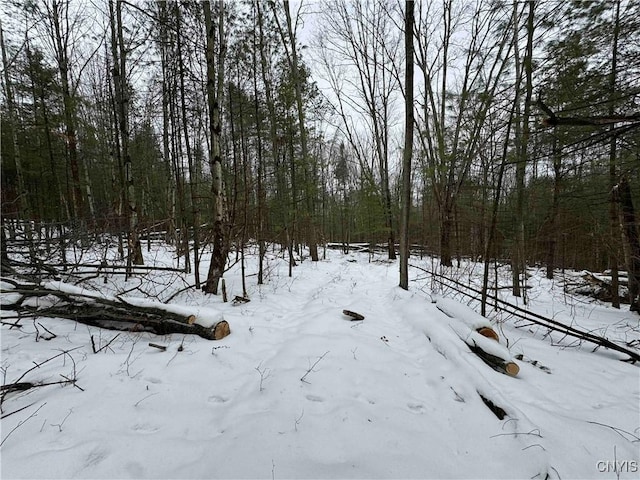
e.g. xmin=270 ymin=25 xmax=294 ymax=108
xmin=1 ymin=246 xmax=639 ymax=479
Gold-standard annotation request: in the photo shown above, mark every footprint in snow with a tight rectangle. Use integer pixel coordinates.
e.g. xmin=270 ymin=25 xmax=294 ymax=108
xmin=305 ymin=394 xmax=324 ymax=402
xmin=131 ymin=423 xmax=161 ymax=434
xmin=83 ymin=446 xmax=108 ymax=468
xmin=207 ymin=395 xmax=229 ymax=404
xmin=407 ymin=403 xmax=426 ymax=414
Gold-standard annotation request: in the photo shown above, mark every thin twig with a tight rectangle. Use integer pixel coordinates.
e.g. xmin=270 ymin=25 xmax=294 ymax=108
xmin=586 ymin=420 xmax=640 ymax=442
xmin=134 ymin=392 xmax=159 ymax=407
xmin=300 ymin=351 xmax=330 ymax=384
xmin=1 ymin=402 xmax=36 ymax=420
xmin=0 ymin=403 xmax=47 ymax=448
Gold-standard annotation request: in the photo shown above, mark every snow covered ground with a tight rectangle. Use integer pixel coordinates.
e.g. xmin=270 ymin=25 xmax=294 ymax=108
xmin=1 ymin=244 xmax=639 ymax=479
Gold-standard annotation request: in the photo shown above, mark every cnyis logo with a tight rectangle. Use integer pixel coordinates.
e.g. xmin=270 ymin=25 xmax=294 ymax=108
xmin=596 ymin=460 xmax=639 ymax=473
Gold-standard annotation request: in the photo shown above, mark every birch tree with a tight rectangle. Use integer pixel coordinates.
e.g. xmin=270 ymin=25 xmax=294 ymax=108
xmin=203 ymin=0 xmax=229 ymax=294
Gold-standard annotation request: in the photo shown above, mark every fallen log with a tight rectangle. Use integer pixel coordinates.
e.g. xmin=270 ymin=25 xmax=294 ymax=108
xmin=1 ymin=278 xmax=230 ymax=341
xmin=417 ymin=265 xmax=640 ymax=363
xmin=436 ymin=301 xmax=519 ymax=377
xmin=479 ymin=393 xmax=507 ymax=420
xmin=32 ymin=303 xmax=230 ymax=341
xmin=469 ymin=343 xmax=520 ymax=377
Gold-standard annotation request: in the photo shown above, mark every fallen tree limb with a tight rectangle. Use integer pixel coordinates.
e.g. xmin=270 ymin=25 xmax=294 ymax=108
xmin=468 ymin=342 xmax=520 ymax=377
xmin=436 ymin=303 xmax=520 ymax=377
xmin=0 ymin=277 xmax=230 ymax=341
xmin=32 ymin=303 xmax=230 ymax=341
xmin=414 ymin=264 xmax=640 ymax=363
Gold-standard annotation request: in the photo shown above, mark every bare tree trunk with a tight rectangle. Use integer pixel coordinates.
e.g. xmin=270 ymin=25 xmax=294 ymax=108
xmin=481 ymin=100 xmax=519 ymax=316
xmin=440 ymin=205 xmax=453 ymax=268
xmin=608 ymin=0 xmax=621 ymax=308
xmin=175 ymin=4 xmax=201 ymax=288
xmin=545 ymin=132 xmax=561 ymax=280
xmin=49 ymin=0 xmax=84 ymax=221
xmin=159 ymin=3 xmax=176 ymax=246
xmin=615 ymin=178 xmax=640 ymax=311
xmin=399 ymin=0 xmax=414 ymax=290
xmin=252 ymin=7 xmax=266 ymax=284
xmin=109 ymin=0 xmax=143 ymax=273
xmin=511 ymin=0 xmax=533 ymax=301
xmin=1 ymin=222 xmax=11 ymax=274
xmin=203 ymin=0 xmax=229 ymax=295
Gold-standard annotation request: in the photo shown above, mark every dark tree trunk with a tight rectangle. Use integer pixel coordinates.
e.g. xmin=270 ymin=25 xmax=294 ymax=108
xmin=545 ymin=132 xmax=561 ymax=280
xmin=616 ymin=178 xmax=640 ymax=312
xmin=440 ymin=207 xmax=453 ymax=268
xmin=399 ymin=0 xmax=414 ymax=290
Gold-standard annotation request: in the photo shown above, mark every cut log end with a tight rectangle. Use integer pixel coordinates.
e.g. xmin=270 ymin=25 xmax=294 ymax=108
xmin=213 ymin=320 xmax=231 ymax=340
xmin=468 ymin=343 xmax=519 ymax=377
xmin=477 ymin=327 xmax=499 ymax=342
xmin=505 ymin=362 xmax=520 ymax=377
xmin=186 ymin=315 xmax=196 ymax=325
xmin=343 ymin=310 xmax=365 ymax=321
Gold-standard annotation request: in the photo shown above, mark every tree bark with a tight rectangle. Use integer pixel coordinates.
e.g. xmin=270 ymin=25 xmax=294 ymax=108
xmin=49 ymin=0 xmax=84 ymax=221
xmin=511 ymin=1 xmax=534 ymax=300
xmin=175 ymin=4 xmax=201 ymax=288
xmin=109 ymin=0 xmax=143 ymax=272
xmin=253 ymin=3 xmax=267 ymax=285
xmin=545 ymin=131 xmax=561 ymax=280
xmin=615 ymin=178 xmax=640 ymax=312
xmin=399 ymin=0 xmax=414 ymax=290
xmin=608 ymin=0 xmax=621 ymax=308
xmin=203 ymin=0 xmax=230 ymax=295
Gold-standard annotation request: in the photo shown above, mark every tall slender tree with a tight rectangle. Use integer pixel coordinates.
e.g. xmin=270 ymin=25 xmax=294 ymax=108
xmin=399 ymin=0 xmax=414 ymax=290
xmin=203 ymin=0 xmax=229 ymax=294
xmin=109 ymin=0 xmax=143 ymax=270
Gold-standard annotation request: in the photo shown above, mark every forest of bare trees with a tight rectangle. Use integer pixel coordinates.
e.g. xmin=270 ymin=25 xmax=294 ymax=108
xmin=1 ymin=0 xmax=639 ymax=309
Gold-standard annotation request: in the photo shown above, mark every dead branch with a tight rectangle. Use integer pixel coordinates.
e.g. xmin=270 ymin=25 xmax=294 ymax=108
xmin=537 ymin=98 xmax=640 ymax=128
xmin=415 ymin=264 xmax=640 ymax=363
xmin=300 ymin=351 xmax=330 ymax=384
xmin=0 ymin=403 xmax=47 ymax=448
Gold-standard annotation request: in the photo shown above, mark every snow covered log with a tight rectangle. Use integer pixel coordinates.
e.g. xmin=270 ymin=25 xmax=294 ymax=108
xmin=469 ymin=343 xmax=520 ymax=377
xmin=435 ymin=297 xmax=519 ymax=377
xmin=0 ymin=278 xmax=230 ymax=341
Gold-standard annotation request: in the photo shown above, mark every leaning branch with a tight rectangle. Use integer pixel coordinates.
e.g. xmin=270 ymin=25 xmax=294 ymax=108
xmin=537 ymin=98 xmax=640 ymax=128
xmin=414 ymin=264 xmax=640 ymax=363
